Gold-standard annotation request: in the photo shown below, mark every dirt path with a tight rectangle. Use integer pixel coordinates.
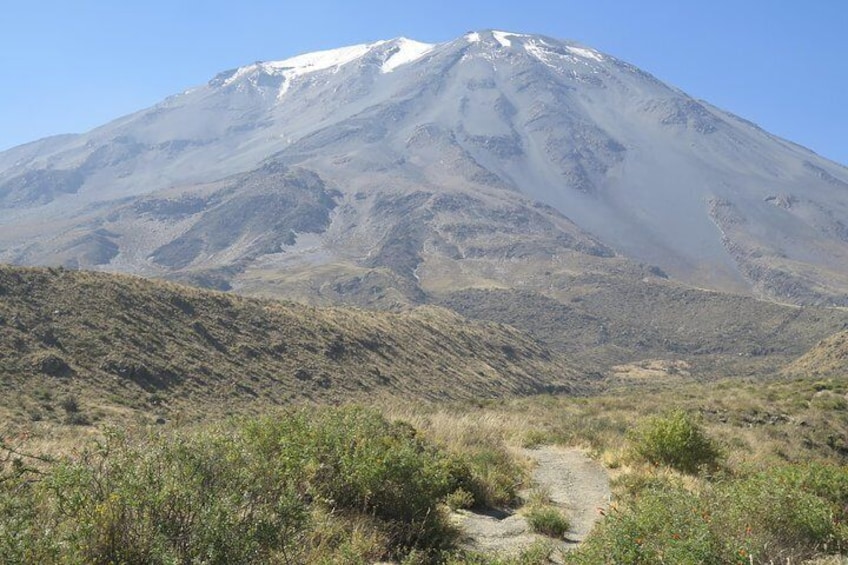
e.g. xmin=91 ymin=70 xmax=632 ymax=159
xmin=453 ymin=446 xmax=610 ymax=559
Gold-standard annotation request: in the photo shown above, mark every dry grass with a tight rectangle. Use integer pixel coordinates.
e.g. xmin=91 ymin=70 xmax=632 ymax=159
xmin=4 ymin=352 xmax=848 ymax=562
xmin=785 ymin=329 xmax=848 ymax=378
xmin=375 ymin=375 xmax=848 ymax=563
xmin=380 ymin=373 xmax=848 ymax=477
xmin=0 ymin=265 xmax=588 ymax=434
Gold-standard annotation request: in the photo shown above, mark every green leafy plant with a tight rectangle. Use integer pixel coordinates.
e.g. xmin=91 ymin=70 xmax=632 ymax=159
xmin=628 ymin=409 xmax=721 ymax=474
xmin=41 ymin=426 xmax=308 ymax=564
xmin=526 ymin=505 xmax=570 ymax=538
xmin=709 ymin=464 xmax=848 ymax=562
xmin=566 ymin=485 xmax=721 ymax=565
xmin=566 ymin=462 xmax=848 ymax=565
xmin=0 ymin=406 xmax=475 ymax=564
xmin=444 ymin=488 xmax=475 ymax=511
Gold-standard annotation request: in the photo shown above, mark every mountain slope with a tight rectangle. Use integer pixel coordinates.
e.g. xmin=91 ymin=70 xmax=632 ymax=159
xmin=0 ymin=265 xmax=584 ymax=426
xmin=434 ymin=276 xmax=848 ymax=376
xmin=1 ymin=30 xmax=847 ymax=306
xmin=784 ymin=328 xmax=848 ymax=378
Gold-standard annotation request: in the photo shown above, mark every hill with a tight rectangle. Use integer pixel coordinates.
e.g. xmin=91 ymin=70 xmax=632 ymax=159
xmin=0 ymin=265 xmax=583 ymax=427
xmin=433 ymin=277 xmax=848 ymax=376
xmin=784 ymin=328 xmax=848 ymax=378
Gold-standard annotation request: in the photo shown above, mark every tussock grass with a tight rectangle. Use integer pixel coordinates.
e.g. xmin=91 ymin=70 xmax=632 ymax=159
xmin=380 ymin=407 xmax=531 ymax=508
xmin=525 ymin=505 xmax=570 ymax=539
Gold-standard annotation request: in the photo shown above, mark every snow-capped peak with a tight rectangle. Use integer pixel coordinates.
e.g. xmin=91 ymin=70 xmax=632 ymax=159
xmin=264 ymin=41 xmax=386 ymax=75
xmin=219 ymin=37 xmax=436 ymax=89
xmin=566 ymin=45 xmax=604 ymax=62
xmin=492 ymin=30 xmax=529 ymax=48
xmin=213 ymin=32 xmax=611 ymax=96
xmin=381 ymin=38 xmax=435 ymax=73
xmin=218 ymin=41 xmax=385 ymax=89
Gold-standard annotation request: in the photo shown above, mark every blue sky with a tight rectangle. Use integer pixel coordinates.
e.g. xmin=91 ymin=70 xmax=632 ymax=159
xmin=1 ymin=0 xmax=845 ymax=165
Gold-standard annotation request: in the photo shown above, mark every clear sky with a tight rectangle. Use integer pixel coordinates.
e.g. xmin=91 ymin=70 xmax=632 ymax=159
xmin=1 ymin=0 xmax=845 ymax=165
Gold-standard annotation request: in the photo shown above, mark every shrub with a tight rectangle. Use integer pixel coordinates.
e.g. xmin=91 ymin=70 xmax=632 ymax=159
xmin=628 ymin=410 xmax=721 ymax=474
xmin=709 ymin=464 xmax=848 ymax=562
xmin=0 ymin=475 xmax=63 ymax=564
xmin=297 ymin=407 xmax=463 ymax=553
xmin=526 ymin=505 xmax=570 ymax=538
xmin=444 ymin=488 xmax=475 ymax=511
xmin=0 ymin=406 xmax=468 ymax=564
xmin=566 ymin=485 xmax=722 ymax=564
xmin=565 ymin=463 xmax=848 ymax=565
xmin=59 ymin=395 xmax=79 ymax=413
xmin=42 ymin=426 xmax=308 ymax=565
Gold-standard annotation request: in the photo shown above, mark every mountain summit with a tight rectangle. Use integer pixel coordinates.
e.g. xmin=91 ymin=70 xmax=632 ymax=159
xmin=1 ymin=30 xmax=847 ymax=306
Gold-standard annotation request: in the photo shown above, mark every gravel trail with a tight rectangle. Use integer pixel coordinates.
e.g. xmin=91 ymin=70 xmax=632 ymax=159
xmin=453 ymin=446 xmax=610 ymax=559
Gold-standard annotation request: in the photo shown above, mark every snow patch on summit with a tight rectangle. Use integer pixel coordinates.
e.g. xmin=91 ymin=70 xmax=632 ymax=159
xmin=567 ymin=46 xmax=604 ymax=62
xmin=492 ymin=31 xmax=513 ymax=48
xmin=223 ymin=38 xmax=437 ymax=94
xmin=221 ymin=41 xmax=386 ymax=92
xmin=265 ymin=41 xmax=385 ymax=76
xmin=524 ymin=38 xmax=605 ymax=70
xmin=493 ymin=31 xmax=528 ymax=48
xmin=381 ymin=38 xmax=435 ymax=73
xmin=221 ymin=41 xmax=389 ymax=99
xmin=524 ymin=40 xmax=558 ymax=69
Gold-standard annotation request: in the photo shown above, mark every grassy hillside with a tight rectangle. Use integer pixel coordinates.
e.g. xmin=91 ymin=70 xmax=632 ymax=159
xmin=241 ymin=256 xmax=848 ymax=377
xmin=0 ymin=265 xmax=584 ymax=428
xmin=785 ymin=329 xmax=848 ymax=378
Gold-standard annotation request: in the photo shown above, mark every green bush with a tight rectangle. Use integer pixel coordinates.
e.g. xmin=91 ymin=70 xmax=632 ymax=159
xmin=269 ymin=407 xmax=464 ymax=553
xmin=567 ymin=485 xmax=721 ymax=565
xmin=0 ymin=476 xmax=62 ymax=564
xmin=0 ymin=406 xmax=467 ymax=564
xmin=565 ymin=463 xmax=848 ymax=565
xmin=42 ymin=426 xmax=308 ymax=565
xmin=628 ymin=410 xmax=721 ymax=474
xmin=709 ymin=464 xmax=848 ymax=562
xmin=462 ymin=445 xmax=523 ymax=508
xmin=444 ymin=488 xmax=475 ymax=511
xmin=526 ymin=505 xmax=570 ymax=538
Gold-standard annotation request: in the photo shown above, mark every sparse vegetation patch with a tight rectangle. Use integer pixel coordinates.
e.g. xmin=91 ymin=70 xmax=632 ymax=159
xmin=525 ymin=505 xmax=570 ymax=538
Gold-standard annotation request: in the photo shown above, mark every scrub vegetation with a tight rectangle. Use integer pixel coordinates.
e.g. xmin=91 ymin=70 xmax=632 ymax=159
xmin=5 ymin=376 xmax=848 ymax=563
xmin=2 ymin=265 xmax=848 ymax=563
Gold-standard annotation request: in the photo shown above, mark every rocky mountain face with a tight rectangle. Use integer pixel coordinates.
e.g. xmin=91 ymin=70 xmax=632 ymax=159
xmin=1 ymin=30 xmax=847 ymax=317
